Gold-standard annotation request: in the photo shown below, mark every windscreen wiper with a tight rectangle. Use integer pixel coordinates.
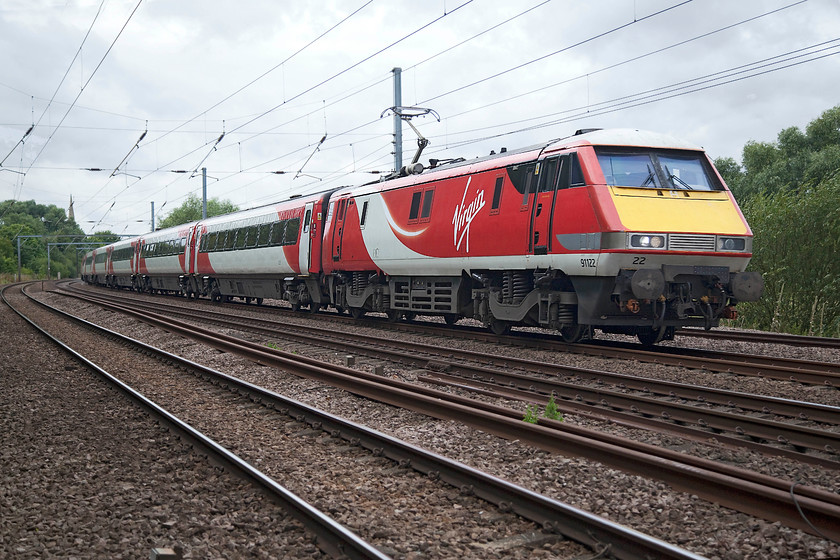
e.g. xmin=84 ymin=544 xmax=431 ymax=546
xmin=665 ymin=164 xmax=693 ymax=190
xmin=640 ymin=163 xmax=657 ymax=187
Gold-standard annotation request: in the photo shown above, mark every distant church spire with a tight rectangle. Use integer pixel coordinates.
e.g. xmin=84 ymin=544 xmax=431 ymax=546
xmin=68 ymin=195 xmax=75 ymax=222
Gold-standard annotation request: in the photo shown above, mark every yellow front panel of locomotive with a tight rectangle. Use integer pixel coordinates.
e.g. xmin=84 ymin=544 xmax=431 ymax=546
xmin=609 ymin=187 xmax=748 ymax=235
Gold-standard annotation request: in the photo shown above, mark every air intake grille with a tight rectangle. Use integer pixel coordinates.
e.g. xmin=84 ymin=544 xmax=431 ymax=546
xmin=668 ymin=234 xmax=716 ymax=251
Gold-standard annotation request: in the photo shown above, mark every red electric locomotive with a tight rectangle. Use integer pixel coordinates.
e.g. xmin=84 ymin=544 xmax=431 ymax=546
xmin=83 ymin=128 xmax=762 ymax=344
xmin=318 ymin=128 xmax=762 ymax=343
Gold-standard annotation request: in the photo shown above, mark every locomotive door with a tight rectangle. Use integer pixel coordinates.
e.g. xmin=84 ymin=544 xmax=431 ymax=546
xmin=529 ymin=157 xmax=561 ymax=255
xmin=298 ymin=202 xmax=314 ymax=275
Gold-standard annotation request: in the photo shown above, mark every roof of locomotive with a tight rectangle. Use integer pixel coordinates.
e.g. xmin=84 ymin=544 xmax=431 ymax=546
xmin=554 ymin=128 xmax=704 ymax=151
xmin=424 ymin=128 xmax=704 ymax=173
xmin=339 ymin=128 xmax=707 ymax=197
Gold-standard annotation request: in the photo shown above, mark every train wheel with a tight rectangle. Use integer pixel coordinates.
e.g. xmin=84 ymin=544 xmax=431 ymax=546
xmin=386 ymin=309 xmax=403 ymax=322
xmin=350 ymin=307 xmax=366 ymax=320
xmin=488 ymin=318 xmax=511 ymax=336
xmin=335 ymin=306 xmax=346 ymax=315
xmin=637 ymin=326 xmax=673 ymax=346
xmin=404 ymin=311 xmax=416 ymax=322
xmin=560 ymin=324 xmax=586 ymax=343
xmin=309 ymin=303 xmax=321 ymax=314
xmin=291 ymin=302 xmax=301 ymax=312
xmin=443 ymin=314 xmax=459 ymax=326
xmin=255 ymin=298 xmax=264 ymax=305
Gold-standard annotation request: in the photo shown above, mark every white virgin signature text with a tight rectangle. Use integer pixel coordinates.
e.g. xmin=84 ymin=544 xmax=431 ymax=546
xmin=452 ymin=177 xmax=485 ymax=252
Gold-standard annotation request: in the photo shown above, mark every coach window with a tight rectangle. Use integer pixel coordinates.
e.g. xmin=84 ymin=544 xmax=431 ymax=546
xmin=257 ymin=223 xmax=271 ymax=247
xmin=247 ymin=225 xmax=259 ymax=248
xmin=267 ymin=221 xmax=281 ymax=246
xmin=284 ymin=218 xmax=300 ymax=245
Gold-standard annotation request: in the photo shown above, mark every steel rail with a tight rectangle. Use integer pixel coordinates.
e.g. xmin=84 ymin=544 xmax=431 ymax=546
xmin=58 ymin=286 xmax=840 ymax=459
xmin=28 ymin=285 xmax=708 ymax=560
xmin=417 ymin=371 xmax=840 ymax=468
xmin=678 ymin=328 xmax=840 ymax=350
xmin=416 ymin=364 xmax=840 ymax=456
xmin=2 ymin=284 xmax=390 ymax=560
xmin=417 ymin=370 xmax=840 ymax=468
xmin=49 ymin=285 xmax=840 ymax=542
xmin=425 ymin=325 xmax=840 ymax=386
xmin=60 ymin=285 xmax=840 ymax=424
xmin=69 ymin=282 xmax=840 ymax=385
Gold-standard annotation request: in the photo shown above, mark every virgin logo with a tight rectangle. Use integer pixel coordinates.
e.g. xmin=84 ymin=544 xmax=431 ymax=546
xmin=452 ymin=177 xmax=485 ymax=252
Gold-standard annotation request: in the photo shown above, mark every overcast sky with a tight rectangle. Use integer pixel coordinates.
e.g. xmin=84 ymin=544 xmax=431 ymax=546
xmin=1 ymin=0 xmax=838 ymax=234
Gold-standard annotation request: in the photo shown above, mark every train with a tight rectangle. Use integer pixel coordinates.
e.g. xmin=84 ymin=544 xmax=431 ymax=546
xmin=81 ymin=128 xmax=763 ymax=345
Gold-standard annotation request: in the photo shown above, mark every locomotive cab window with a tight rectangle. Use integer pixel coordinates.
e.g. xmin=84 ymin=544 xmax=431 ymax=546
xmin=596 ymin=148 xmax=721 ymax=191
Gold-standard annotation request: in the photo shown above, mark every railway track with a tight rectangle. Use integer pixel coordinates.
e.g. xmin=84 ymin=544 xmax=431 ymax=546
xmin=68 ymin=281 xmax=840 ymax=387
xmin=2 ymin=283 xmax=389 ymax=560
xmin=678 ymin=327 xmax=840 ymax=349
xmin=401 ymin=323 xmax=840 ymax=387
xmin=12 ymin=281 xmax=711 ymax=560
xmin=58 ymin=283 xmax=840 ymax=467
xmin=46 ymin=282 xmax=840 ymax=541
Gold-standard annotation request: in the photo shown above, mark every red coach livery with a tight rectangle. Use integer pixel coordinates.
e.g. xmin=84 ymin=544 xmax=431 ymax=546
xmin=82 ymin=128 xmax=763 ymax=344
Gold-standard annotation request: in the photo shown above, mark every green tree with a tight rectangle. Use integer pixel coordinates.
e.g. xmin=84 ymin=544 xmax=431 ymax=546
xmin=0 ymin=199 xmax=86 ymax=280
xmin=728 ymin=104 xmax=840 ymax=336
xmin=713 ymin=156 xmax=743 ymax=197
xmin=157 ymin=193 xmax=238 ymax=229
xmin=731 ymin=105 xmax=840 ymax=201
xmin=739 ymin=175 xmax=840 ymax=336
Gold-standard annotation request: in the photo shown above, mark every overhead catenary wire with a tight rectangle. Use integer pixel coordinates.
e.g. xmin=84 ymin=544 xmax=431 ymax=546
xmin=24 ymin=0 xmax=143 ymax=176
xmin=144 ymin=0 xmax=375 ymax=148
xmin=47 ymin=0 xmax=688 ymax=225
xmin=442 ymin=0 xmax=808 ymax=122
xmin=19 ymin=1 xmax=828 ymax=232
xmin=417 ymin=0 xmax=693 ymax=106
xmin=103 ymin=2 xmax=479 ymax=225
xmin=111 ymin=37 xmax=839 ymax=228
xmin=427 ymin=41 xmax=840 ymax=153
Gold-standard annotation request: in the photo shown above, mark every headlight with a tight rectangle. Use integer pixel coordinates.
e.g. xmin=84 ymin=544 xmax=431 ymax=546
xmin=630 ymin=234 xmax=666 ymax=249
xmin=718 ymin=237 xmax=746 ymax=251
